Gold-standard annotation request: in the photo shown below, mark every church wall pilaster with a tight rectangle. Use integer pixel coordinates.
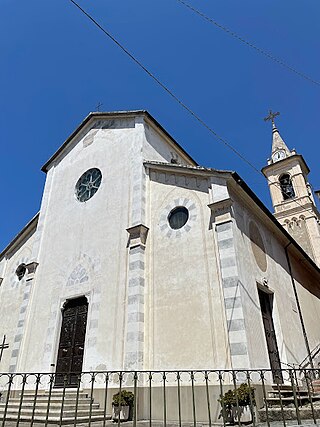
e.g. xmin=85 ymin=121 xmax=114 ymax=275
xmin=124 ymin=225 xmax=149 ymax=370
xmin=209 ymin=198 xmax=250 ymax=370
xmin=8 ymin=261 xmax=39 ymax=372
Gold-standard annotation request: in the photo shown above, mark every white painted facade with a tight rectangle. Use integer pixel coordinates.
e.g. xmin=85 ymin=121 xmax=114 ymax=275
xmin=1 ymin=111 xmax=320 ymax=377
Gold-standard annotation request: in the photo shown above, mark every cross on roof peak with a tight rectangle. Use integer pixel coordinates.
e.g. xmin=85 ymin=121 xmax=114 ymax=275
xmin=95 ymin=102 xmax=103 ymax=112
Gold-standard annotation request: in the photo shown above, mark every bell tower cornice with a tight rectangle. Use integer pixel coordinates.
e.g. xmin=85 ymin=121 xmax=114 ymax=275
xmin=262 ymin=153 xmax=310 ymax=177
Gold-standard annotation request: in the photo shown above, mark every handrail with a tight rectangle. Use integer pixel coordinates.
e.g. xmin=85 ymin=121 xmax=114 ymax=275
xmin=299 ymin=342 xmax=320 ymax=369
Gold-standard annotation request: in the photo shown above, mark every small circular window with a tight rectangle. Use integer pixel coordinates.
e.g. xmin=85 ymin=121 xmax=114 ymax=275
xmin=168 ymin=206 xmax=189 ymax=230
xmin=16 ymin=264 xmax=27 ymax=281
xmin=75 ymin=168 xmax=102 ymax=202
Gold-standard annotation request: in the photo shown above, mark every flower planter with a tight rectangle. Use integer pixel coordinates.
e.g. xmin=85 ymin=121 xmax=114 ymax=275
xmin=112 ymin=404 xmax=130 ymax=422
xmin=233 ymin=405 xmax=253 ymax=424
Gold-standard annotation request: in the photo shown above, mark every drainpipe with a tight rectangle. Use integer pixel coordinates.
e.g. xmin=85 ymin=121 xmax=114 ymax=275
xmin=284 ymin=242 xmax=314 ymax=370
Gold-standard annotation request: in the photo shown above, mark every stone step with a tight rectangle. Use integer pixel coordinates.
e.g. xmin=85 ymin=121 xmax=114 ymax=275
xmin=21 ymin=389 xmax=88 ymax=397
xmin=258 ymin=406 xmax=320 ymax=422
xmin=268 ymin=389 xmax=312 ymax=397
xmin=266 ymin=394 xmax=320 ymax=406
xmin=0 ymin=388 xmax=108 ymax=423
xmin=0 ymin=414 xmax=110 ymax=425
xmin=0 ymin=402 xmax=100 ymax=410
xmin=0 ymin=407 xmax=106 ymax=417
xmin=6 ymin=396 xmax=92 ymax=404
xmin=271 ymin=384 xmax=295 ymax=390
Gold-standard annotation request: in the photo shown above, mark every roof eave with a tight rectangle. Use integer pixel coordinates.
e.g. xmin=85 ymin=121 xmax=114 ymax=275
xmin=0 ymin=213 xmax=39 ymax=260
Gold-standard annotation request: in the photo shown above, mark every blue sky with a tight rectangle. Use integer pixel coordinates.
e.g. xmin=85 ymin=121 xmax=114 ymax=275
xmin=1 ymin=0 xmax=319 ymax=249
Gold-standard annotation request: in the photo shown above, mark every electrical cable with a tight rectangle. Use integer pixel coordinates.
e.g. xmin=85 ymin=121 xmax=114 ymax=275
xmin=176 ymin=0 xmax=320 ymax=87
xmin=68 ymin=0 xmax=315 ymax=215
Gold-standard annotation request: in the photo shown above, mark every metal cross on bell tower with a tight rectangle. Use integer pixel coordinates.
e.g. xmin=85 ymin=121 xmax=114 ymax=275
xmin=264 ymin=110 xmax=280 ymax=125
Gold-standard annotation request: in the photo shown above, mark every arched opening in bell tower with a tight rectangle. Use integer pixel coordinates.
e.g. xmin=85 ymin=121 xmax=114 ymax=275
xmin=279 ymin=173 xmax=295 ymax=200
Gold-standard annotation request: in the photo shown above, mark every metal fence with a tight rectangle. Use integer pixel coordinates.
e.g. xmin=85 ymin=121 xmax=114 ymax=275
xmin=0 ymin=368 xmax=320 ymax=426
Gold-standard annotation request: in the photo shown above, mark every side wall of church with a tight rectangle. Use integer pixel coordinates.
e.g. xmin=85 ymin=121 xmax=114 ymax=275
xmin=289 ymin=261 xmax=320 ymax=355
xmin=0 ymin=231 xmax=36 ymax=372
xmin=232 ymin=192 xmax=320 ymax=370
xmin=146 ymin=170 xmax=230 ymax=370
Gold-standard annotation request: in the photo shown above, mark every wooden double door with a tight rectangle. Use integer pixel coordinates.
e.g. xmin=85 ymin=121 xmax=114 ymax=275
xmin=258 ymin=289 xmax=283 ymax=383
xmin=55 ymin=296 xmax=88 ymax=387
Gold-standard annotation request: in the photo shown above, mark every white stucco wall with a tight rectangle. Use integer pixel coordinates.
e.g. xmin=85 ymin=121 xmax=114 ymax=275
xmin=146 ymin=170 xmax=230 ymax=370
xmin=0 ymin=231 xmax=36 ymax=372
xmin=7 ymin=115 xmax=192 ymax=374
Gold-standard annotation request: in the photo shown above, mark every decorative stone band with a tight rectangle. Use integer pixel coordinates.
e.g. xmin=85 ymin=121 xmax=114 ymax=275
xmin=9 ymin=262 xmax=39 ymax=372
xmin=159 ymin=198 xmax=197 ymax=238
xmin=125 ymin=225 xmax=149 ymax=370
xmin=215 ymin=221 xmax=250 ymax=369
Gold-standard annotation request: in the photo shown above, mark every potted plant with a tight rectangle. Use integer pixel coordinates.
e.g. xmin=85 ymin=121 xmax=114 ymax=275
xmin=219 ymin=383 xmax=255 ymax=425
xmin=112 ymin=390 xmax=134 ymax=422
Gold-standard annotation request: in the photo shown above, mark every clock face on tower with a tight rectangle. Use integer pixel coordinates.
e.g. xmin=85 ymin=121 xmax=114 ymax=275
xmin=272 ymin=150 xmax=286 ymax=162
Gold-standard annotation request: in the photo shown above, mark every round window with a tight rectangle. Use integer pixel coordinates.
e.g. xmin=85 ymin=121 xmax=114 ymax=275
xmin=168 ymin=206 xmax=189 ymax=230
xmin=75 ymin=168 xmax=102 ymax=202
xmin=16 ymin=264 xmax=27 ymax=281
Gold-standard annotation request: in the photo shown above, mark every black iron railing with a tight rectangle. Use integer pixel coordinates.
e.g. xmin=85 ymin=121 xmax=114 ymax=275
xmin=0 ymin=368 xmax=320 ymax=426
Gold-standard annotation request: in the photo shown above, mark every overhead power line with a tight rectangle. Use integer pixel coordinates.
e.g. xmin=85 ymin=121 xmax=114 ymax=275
xmin=176 ymin=0 xmax=320 ymax=87
xmin=68 ymin=0 xmax=260 ymax=174
xmin=68 ymin=0 xmax=312 ymax=215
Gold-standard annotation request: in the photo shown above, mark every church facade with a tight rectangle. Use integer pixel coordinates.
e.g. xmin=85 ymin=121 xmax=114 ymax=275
xmin=1 ymin=110 xmax=320 ymax=381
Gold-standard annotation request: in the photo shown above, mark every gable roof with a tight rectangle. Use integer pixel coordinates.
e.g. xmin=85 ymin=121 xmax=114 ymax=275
xmin=41 ymin=110 xmax=198 ymax=172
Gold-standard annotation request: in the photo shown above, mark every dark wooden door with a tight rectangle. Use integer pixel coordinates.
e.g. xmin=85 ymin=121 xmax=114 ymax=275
xmin=258 ymin=290 xmax=283 ymax=383
xmin=55 ymin=297 xmax=88 ymax=387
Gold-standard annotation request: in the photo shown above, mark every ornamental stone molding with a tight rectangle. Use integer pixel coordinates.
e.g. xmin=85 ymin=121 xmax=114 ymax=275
xmin=127 ymin=224 xmax=149 ymax=249
xmin=25 ymin=261 xmax=39 ymax=281
xmin=208 ymin=198 xmax=233 ymax=223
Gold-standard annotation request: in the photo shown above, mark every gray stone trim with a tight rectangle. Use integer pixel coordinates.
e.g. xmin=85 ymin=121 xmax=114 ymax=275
xmin=128 ymin=294 xmax=144 ymax=305
xmin=129 ymin=260 xmax=145 ymax=271
xmin=222 ymin=276 xmax=238 ymax=288
xmin=126 ymin=331 xmax=144 ymax=342
xmin=225 ymin=296 xmax=242 ymax=309
xmin=130 ymin=246 xmax=145 ymax=255
xmin=217 ymin=222 xmax=232 ymax=232
xmin=216 ymin=220 xmax=250 ymax=368
xmin=230 ymin=342 xmax=248 ymax=356
xmin=128 ymin=312 xmax=144 ymax=322
xmin=227 ymin=319 xmax=245 ymax=331
xmin=129 ymin=277 xmax=145 ymax=287
xmin=217 ymin=238 xmax=234 ymax=249
xmin=220 ymin=257 xmax=237 ymax=269
xmin=158 ymin=198 xmax=197 ymax=238
xmin=125 ymin=223 xmax=148 ymax=370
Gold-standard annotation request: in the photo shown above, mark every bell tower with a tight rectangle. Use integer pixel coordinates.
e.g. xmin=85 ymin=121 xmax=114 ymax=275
xmin=262 ymin=111 xmax=320 ymax=265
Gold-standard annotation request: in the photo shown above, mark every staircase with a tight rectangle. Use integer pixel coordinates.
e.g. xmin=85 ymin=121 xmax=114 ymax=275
xmin=0 ymin=388 xmax=110 ymax=424
xmin=258 ymin=382 xmax=320 ymax=422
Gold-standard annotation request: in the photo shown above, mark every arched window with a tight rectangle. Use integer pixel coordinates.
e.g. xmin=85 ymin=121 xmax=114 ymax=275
xmin=279 ymin=174 xmax=295 ymax=200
